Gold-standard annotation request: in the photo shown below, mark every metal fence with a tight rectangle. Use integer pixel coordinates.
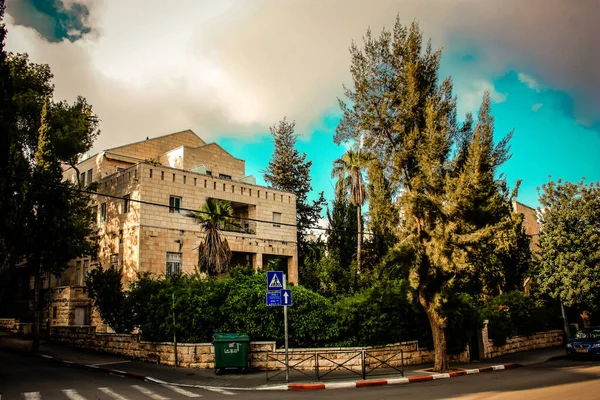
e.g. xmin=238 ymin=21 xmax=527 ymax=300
xmin=265 ymin=347 xmax=404 ymax=382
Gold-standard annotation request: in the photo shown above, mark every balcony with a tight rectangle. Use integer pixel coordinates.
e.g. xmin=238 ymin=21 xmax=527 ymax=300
xmin=218 ymin=220 xmax=256 ymax=235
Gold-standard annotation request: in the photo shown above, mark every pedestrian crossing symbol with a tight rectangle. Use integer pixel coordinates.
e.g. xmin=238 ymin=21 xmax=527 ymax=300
xmin=267 ymin=271 xmax=284 ymax=291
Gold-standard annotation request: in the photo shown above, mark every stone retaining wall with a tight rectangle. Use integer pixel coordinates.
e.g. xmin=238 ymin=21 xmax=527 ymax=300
xmin=49 ymin=326 xmax=468 ymax=370
xmin=47 ymin=325 xmax=562 ymax=370
xmin=481 ymin=321 xmax=563 ymax=359
xmin=0 ymin=318 xmax=32 ymax=336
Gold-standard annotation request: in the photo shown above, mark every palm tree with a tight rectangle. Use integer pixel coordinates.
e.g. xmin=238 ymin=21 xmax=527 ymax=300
xmin=331 ymin=149 xmax=371 ymax=274
xmin=188 ymin=198 xmax=240 ymax=276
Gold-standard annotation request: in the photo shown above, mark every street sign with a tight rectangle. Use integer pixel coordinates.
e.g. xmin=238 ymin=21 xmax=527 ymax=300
xmin=281 ymin=289 xmax=292 ymax=306
xmin=267 ymin=271 xmax=284 ymax=291
xmin=266 ymin=292 xmax=282 ymax=306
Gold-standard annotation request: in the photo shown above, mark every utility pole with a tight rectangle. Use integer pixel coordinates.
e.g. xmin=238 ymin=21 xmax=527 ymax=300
xmin=283 ymin=274 xmax=289 ymax=382
xmin=173 ymin=292 xmax=178 ymax=367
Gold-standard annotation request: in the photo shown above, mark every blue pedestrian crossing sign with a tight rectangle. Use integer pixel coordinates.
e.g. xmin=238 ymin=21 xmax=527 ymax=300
xmin=266 ymin=292 xmax=282 ymax=306
xmin=267 ymin=271 xmax=284 ymax=291
xmin=281 ymin=289 xmax=292 ymax=306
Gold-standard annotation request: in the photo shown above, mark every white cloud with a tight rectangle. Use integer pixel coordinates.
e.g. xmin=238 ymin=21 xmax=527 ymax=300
xmin=518 ymin=72 xmax=542 ymax=91
xmin=532 ymin=103 xmax=543 ymax=112
xmin=4 ymin=0 xmax=599 ymax=154
xmin=457 ymin=80 xmax=508 ymax=116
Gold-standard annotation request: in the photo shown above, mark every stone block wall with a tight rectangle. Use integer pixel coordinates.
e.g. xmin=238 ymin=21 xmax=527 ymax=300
xmin=48 ymin=327 xmax=469 ymax=371
xmin=481 ymin=321 xmax=563 ymax=359
xmin=0 ymin=318 xmax=32 ymax=336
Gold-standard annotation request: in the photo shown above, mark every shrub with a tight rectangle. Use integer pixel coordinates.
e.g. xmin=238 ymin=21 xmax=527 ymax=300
xmin=444 ymin=293 xmax=484 ymax=354
xmin=481 ymin=291 xmax=555 ymax=346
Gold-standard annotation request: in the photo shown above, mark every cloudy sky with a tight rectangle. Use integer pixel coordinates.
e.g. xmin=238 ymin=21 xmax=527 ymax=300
xmin=4 ymin=0 xmax=600 ymax=209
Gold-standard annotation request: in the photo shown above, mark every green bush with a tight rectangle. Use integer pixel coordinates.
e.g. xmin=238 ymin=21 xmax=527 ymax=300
xmin=444 ymin=293 xmax=484 ymax=354
xmin=481 ymin=291 xmax=555 ymax=346
xmin=333 ymin=280 xmax=430 ymax=347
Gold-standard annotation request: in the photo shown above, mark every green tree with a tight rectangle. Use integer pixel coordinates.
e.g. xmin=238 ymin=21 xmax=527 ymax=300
xmin=326 ymin=191 xmax=357 ymax=274
xmin=262 ymin=118 xmax=326 ymax=280
xmin=27 ymin=98 xmax=98 ymax=350
xmin=536 ymin=179 xmax=600 ymax=326
xmin=188 ymin=198 xmax=239 ymax=276
xmin=364 ymin=158 xmax=397 ymax=269
xmin=0 ymin=17 xmax=100 ymax=349
xmin=335 ymin=19 xmax=515 ymax=371
xmin=332 ymin=149 xmax=371 ymax=274
xmin=85 ymin=266 xmax=133 ymax=333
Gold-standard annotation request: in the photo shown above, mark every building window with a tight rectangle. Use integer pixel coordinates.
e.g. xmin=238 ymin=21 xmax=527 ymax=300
xmin=100 ymin=202 xmax=107 ymax=221
xmin=183 ymin=175 xmax=187 ymax=184
xmin=231 ymin=185 xmax=235 ymax=193
xmin=116 ymin=166 xmax=125 ymax=173
xmin=169 ymin=196 xmax=182 ymax=213
xmin=150 ymin=169 xmax=153 ymax=178
xmin=110 ymin=254 xmax=119 ymax=269
xmin=122 ymin=194 xmax=130 ymax=213
xmin=172 ymin=173 xmax=175 ymax=182
xmin=52 ymin=307 xmax=57 ymax=319
xmin=206 ymin=170 xmax=212 ymax=177
xmin=273 ymin=212 xmax=282 ymax=227
xmin=80 ymin=172 xmax=85 ymax=185
xmin=161 ymin=171 xmax=164 ymax=180
xmin=86 ymin=169 xmax=93 ymax=184
xmin=166 ymin=252 xmax=182 ymax=277
xmin=219 ymin=173 xmax=232 ymax=180
xmin=75 ymin=260 xmax=82 ymax=285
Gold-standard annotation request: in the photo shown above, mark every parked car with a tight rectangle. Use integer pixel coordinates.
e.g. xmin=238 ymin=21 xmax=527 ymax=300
xmin=566 ymin=326 xmax=600 ymax=359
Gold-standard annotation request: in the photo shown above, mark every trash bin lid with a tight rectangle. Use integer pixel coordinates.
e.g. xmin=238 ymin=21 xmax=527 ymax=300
xmin=213 ymin=333 xmax=250 ymax=342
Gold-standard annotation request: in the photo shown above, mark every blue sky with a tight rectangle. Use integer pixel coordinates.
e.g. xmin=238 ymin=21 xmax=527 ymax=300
xmin=5 ymin=0 xmax=599 ymax=214
xmin=219 ymin=64 xmax=600 ymax=211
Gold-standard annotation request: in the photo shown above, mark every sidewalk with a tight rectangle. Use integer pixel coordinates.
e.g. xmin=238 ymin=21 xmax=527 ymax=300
xmin=0 ymin=331 xmax=566 ymax=390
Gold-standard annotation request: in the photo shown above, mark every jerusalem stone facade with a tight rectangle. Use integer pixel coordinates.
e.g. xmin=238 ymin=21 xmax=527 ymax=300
xmin=48 ymin=130 xmax=297 ymax=330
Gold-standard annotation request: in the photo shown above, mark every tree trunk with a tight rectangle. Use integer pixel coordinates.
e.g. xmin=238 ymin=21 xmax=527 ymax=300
xmin=581 ymin=311 xmax=591 ymax=328
xmin=420 ymin=292 xmax=449 ymax=372
xmin=31 ymin=270 xmax=41 ymax=352
xmin=356 ymin=205 xmax=361 ymax=275
xmin=427 ymin=309 xmax=449 ymax=372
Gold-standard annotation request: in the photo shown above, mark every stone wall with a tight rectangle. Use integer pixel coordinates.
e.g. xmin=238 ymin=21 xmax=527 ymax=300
xmin=48 ymin=326 xmax=468 ymax=370
xmin=481 ymin=322 xmax=563 ymax=359
xmin=0 ymin=318 xmax=32 ymax=336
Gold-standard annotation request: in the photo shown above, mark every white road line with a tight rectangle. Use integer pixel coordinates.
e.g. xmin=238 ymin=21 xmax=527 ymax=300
xmin=92 ymin=360 xmax=132 ymax=366
xmin=23 ymin=392 xmax=41 ymax=400
xmin=62 ymin=389 xmax=87 ymax=400
xmin=164 ymin=385 xmax=203 ymax=398
xmin=98 ymin=387 xmax=130 ymax=400
xmin=132 ymin=385 xmax=170 ymax=400
xmin=203 ymin=387 xmax=235 ymax=396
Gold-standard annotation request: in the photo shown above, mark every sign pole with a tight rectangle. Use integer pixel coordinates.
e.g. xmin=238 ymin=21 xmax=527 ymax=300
xmin=283 ymin=274 xmax=289 ymax=382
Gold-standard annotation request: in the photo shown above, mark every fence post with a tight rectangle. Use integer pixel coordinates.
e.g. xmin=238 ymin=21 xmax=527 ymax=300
xmin=265 ymin=352 xmax=269 ymax=381
xmin=316 ymin=352 xmax=320 ymax=381
xmin=361 ymin=350 xmax=366 ymax=380
xmin=401 ymin=349 xmax=404 ymax=377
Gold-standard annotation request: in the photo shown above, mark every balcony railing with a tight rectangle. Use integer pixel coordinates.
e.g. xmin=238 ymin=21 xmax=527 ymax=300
xmin=218 ymin=220 xmax=256 ymax=235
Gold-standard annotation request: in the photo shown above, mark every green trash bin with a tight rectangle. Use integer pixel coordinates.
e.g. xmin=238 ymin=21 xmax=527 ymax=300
xmin=213 ymin=333 xmax=250 ymax=375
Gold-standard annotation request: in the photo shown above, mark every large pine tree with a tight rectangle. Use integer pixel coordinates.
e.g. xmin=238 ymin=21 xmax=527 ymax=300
xmin=336 ymin=20 xmax=517 ymax=371
xmin=263 ymin=118 xmax=326 ymax=279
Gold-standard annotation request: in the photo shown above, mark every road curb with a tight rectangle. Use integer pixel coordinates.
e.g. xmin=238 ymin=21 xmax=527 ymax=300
xmin=33 ymin=351 xmax=522 ymax=391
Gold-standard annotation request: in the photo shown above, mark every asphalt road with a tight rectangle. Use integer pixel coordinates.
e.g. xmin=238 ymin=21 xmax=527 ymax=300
xmin=1 ymin=347 xmax=599 ymax=400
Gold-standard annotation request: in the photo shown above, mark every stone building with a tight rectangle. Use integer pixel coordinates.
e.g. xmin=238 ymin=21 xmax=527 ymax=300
xmin=48 ymin=129 xmax=298 ymax=329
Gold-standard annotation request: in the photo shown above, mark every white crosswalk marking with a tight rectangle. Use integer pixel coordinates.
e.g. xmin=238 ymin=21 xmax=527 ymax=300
xmin=23 ymin=393 xmax=41 ymax=400
xmin=98 ymin=387 xmax=131 ymax=400
xmin=203 ymin=387 xmax=235 ymax=396
xmin=164 ymin=385 xmax=203 ymax=398
xmin=62 ymin=389 xmax=87 ymax=400
xmin=132 ymin=385 xmax=170 ymax=400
